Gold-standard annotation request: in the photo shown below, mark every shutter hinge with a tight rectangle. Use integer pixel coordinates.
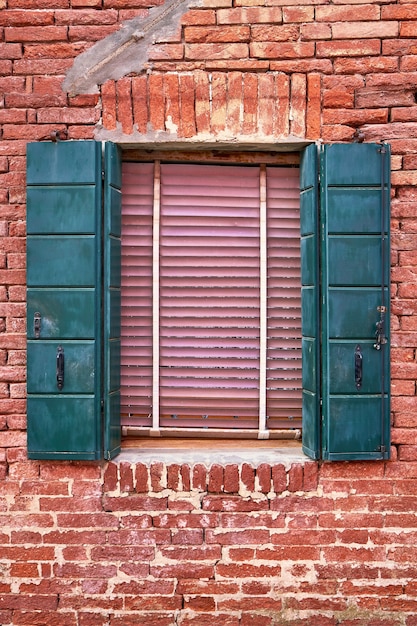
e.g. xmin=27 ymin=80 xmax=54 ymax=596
xmin=379 ymin=445 xmax=386 ymax=454
xmin=102 ymin=170 xmax=105 ymax=181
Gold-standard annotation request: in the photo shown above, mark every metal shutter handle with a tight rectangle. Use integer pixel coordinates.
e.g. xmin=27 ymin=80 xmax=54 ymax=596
xmin=56 ymin=346 xmax=65 ymax=390
xmin=355 ymin=344 xmax=362 ymax=390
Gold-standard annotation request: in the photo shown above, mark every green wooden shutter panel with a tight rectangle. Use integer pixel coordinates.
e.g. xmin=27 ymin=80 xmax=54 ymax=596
xmin=103 ymin=142 xmax=122 ymax=459
xmin=320 ymin=143 xmax=390 ymax=461
xmin=301 ymin=142 xmax=390 ymax=461
xmin=27 ymin=140 xmax=121 ymax=460
xmin=300 ymin=144 xmax=321 ymax=460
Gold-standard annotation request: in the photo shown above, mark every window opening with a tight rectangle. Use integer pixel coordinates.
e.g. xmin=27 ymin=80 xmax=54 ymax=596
xmin=121 ymin=159 xmax=301 ymax=439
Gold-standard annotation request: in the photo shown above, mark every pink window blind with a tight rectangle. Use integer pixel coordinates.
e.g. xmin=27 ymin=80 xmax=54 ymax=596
xmin=121 ymin=163 xmax=153 ymax=426
xmin=266 ymin=167 xmax=302 ymax=429
xmin=120 ymin=161 xmax=301 ymax=433
xmin=159 ymin=164 xmax=260 ymax=429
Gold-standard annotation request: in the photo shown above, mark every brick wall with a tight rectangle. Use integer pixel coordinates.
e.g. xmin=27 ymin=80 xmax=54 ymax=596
xmin=1 ymin=0 xmax=417 ymax=623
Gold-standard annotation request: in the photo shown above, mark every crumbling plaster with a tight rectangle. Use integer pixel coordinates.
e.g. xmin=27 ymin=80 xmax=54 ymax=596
xmin=63 ymin=0 xmax=204 ymax=96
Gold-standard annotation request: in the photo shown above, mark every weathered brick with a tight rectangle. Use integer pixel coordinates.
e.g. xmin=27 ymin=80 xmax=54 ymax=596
xmin=101 ymin=80 xmax=117 ymax=131
xmin=131 ymin=74 xmax=148 ymax=134
xmin=185 ymin=43 xmax=248 ymax=60
xmin=55 ymin=9 xmax=118 ymax=25
xmin=317 ymin=39 xmax=381 ymax=57
xmin=184 ymin=25 xmax=250 ymax=43
xmin=218 ymin=7 xmax=282 ymax=24
xmin=116 ymin=76 xmax=133 ymax=135
xmin=316 ymin=4 xmax=380 ymax=21
xmin=251 ymin=24 xmax=299 ymax=41
xmin=5 ymin=26 xmax=68 ymax=42
xmin=179 ymin=73 xmax=196 ymax=137
xmin=250 ymin=41 xmax=314 ymax=59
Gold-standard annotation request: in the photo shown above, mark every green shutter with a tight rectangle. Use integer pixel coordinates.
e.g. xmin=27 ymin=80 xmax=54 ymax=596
xmin=300 ymin=144 xmax=321 ymax=460
xmin=320 ymin=143 xmax=390 ymax=460
xmin=103 ymin=142 xmax=122 ymax=459
xmin=27 ymin=140 xmax=121 ymax=460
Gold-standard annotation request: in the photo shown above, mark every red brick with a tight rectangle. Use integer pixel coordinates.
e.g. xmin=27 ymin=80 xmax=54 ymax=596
xmin=5 ymin=26 xmax=68 ymax=42
xmin=208 ymin=463 xmax=224 ymax=493
xmin=317 ymin=40 xmax=381 ymax=58
xmin=303 ymin=461 xmax=319 ymax=491
xmin=221 ymin=512 xmax=284 ymax=529
xmin=150 ymin=461 xmax=165 ymax=492
xmin=117 ymin=77 xmax=133 ymax=135
xmin=179 ymin=73 xmax=196 ymax=138
xmin=334 ymin=56 xmax=399 ymax=74
xmin=398 ymin=445 xmax=417 ymax=461
xmin=287 ymin=463 xmax=304 ymax=492
xmin=0 ymin=10 xmax=54 ymax=26
xmin=11 ymin=611 xmax=77 ymax=626
xmin=323 ymin=546 xmax=385 ymax=563
xmin=181 ymin=464 xmax=191 ymax=491
xmin=216 ymin=562 xmax=280 ymax=578
xmin=258 ymin=72 xmax=274 ymax=136
xmin=301 ymin=22 xmax=332 ymax=41
xmin=401 ymin=22 xmax=417 ymax=38
xmin=224 ymin=464 xmax=239 ymax=493
xmin=148 ymin=43 xmax=183 ymax=62
xmin=101 ymin=80 xmax=117 ymax=131
xmin=208 ymin=71 xmax=226 ymax=133
xmin=242 ymin=72 xmax=258 ymax=135
xmin=68 ymin=24 xmax=119 ymax=41
xmin=275 ymin=72 xmax=290 ymax=136
xmin=163 ymin=73 xmax=180 ymax=132
xmin=181 ymin=9 xmax=216 ymax=26
xmin=251 ymin=24 xmax=299 ymax=41
xmin=256 ymin=462 xmax=272 ymax=493
xmin=55 ymin=9 xmax=118 ymax=25
xmin=0 ymin=43 xmax=22 ymax=58
xmin=251 ymin=41 xmax=314 ymax=59
xmin=241 ymin=462 xmax=255 ymax=491
xmin=166 ymin=463 xmax=180 ymax=490
xmin=177 ymin=614 xmax=239 ymax=626
xmin=151 ymin=563 xmax=214 ymax=579
xmin=148 ymin=74 xmax=165 ymax=132
xmin=283 ymin=6 xmax=314 ymax=22
xmin=185 ymin=43 xmax=248 ymax=61
xmin=270 ymin=464 xmax=286 ymax=493
xmin=192 ymin=463 xmax=207 ymax=490
xmin=131 ymin=75 xmax=148 ymax=134
xmin=111 ymin=615 xmax=175 ymax=626
xmin=240 ymin=616 xmax=273 ymax=626
xmin=194 ymin=70 xmax=210 ymax=134
xmin=332 ymin=21 xmax=399 ymax=39
xmin=184 ymin=25 xmax=249 ymax=43
xmin=203 ymin=495 xmax=268 ymax=512
xmin=218 ymin=7 xmax=282 ymax=25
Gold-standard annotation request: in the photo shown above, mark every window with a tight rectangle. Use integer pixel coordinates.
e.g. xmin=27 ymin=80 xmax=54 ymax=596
xmin=121 ymin=161 xmax=302 ymax=437
xmin=26 ymin=141 xmax=391 ymax=462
